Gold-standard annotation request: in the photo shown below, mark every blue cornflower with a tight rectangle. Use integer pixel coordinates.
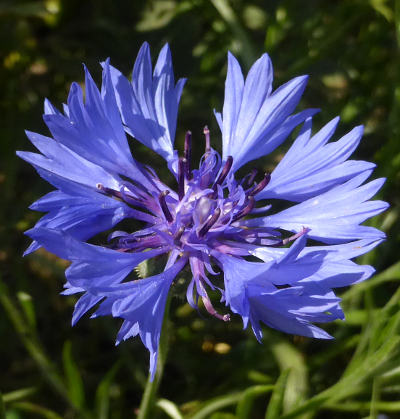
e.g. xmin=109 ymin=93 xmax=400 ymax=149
xmin=18 ymin=43 xmax=388 ymax=379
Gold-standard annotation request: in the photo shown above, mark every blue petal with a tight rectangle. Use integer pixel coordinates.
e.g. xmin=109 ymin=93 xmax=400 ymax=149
xmin=22 ymin=163 xmax=154 ymax=254
xmin=215 ymin=235 xmax=308 ymax=327
xmin=245 ymin=172 xmax=388 ymax=243
xmin=71 ymin=293 xmax=103 ymax=326
xmin=27 ymin=228 xmax=164 ymax=290
xmin=18 ymin=131 xmax=122 ymax=191
xmin=218 ymin=52 xmax=309 ymax=170
xmin=26 ymin=228 xmax=167 ymax=342
xmin=214 ymin=233 xmax=379 ymax=340
xmin=107 ymin=43 xmax=186 ymax=167
xmin=216 ymin=245 xmax=342 ymax=339
xmin=220 ymin=52 xmax=244 ymax=157
xmin=44 ymin=98 xmax=62 ymax=115
xmin=259 ymin=117 xmax=376 ymax=201
xmin=248 ymin=290 xmax=335 ymax=340
xmin=92 ymin=257 xmax=188 ymax=380
xmin=41 ymin=70 xmax=153 ymax=189
xmin=25 ymin=197 xmax=134 ymax=255
xmin=250 ymin=238 xmax=380 ymax=288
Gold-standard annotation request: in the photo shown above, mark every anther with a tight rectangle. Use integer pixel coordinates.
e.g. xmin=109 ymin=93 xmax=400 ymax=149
xmin=201 ymin=295 xmax=231 ymax=322
xmin=178 ymin=157 xmax=185 ymax=200
xmin=280 ymin=227 xmax=310 ymax=246
xmin=158 ymin=190 xmax=173 ymax=223
xmin=184 ymin=131 xmax=192 ymax=179
xmin=96 ymin=183 xmax=123 ymax=200
xmin=246 ymin=169 xmax=258 ymax=187
xmin=232 ymin=196 xmax=255 ymax=222
xmin=203 ymin=126 xmax=211 ymax=153
xmin=248 ymin=172 xmax=271 ymax=196
xmin=215 ymin=156 xmax=233 ymax=186
xmin=198 ymin=208 xmax=221 ymax=237
xmin=174 ymin=225 xmax=185 ymax=245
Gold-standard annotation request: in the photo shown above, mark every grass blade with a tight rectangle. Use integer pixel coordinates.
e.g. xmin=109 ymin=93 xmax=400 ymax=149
xmin=62 ymin=340 xmax=85 ymax=409
xmin=156 ymin=398 xmax=183 ymax=419
xmin=265 ymin=370 xmax=290 ymax=419
xmin=236 ymin=385 xmax=274 ymax=419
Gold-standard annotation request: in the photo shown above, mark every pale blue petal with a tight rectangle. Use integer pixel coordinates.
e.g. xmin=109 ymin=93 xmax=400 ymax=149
xmin=42 ymin=73 xmax=152 ymax=188
xmin=215 ymin=239 xmax=345 ymax=340
xmin=18 ymin=131 xmax=121 ymax=191
xmin=218 ymin=51 xmax=309 ymax=170
xmin=221 ymin=52 xmax=244 ymax=155
xmin=259 ymin=118 xmax=375 ymax=201
xmin=250 ymin=238 xmax=380 ymax=288
xmin=27 ymin=228 xmax=164 ymax=289
xmin=93 ymin=257 xmax=187 ymax=380
xmin=108 ymin=43 xmax=186 ymax=166
xmin=246 ymin=174 xmax=388 ymax=243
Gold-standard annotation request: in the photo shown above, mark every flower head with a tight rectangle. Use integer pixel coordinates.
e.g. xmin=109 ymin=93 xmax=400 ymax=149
xmin=18 ymin=43 xmax=388 ymax=379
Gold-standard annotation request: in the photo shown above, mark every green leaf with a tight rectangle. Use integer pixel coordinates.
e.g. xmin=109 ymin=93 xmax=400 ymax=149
xmin=136 ymin=1 xmax=193 ymax=32
xmin=62 ymin=341 xmax=85 ymax=409
xmin=324 ymin=400 xmax=400 ymax=413
xmin=190 ymin=393 xmax=241 ymax=419
xmin=265 ymin=370 xmax=290 ymax=419
xmin=210 ymin=0 xmax=257 ymax=67
xmin=236 ymin=385 xmax=274 ymax=419
xmin=17 ymin=292 xmax=36 ymax=330
xmin=9 ymin=402 xmax=64 ymax=419
xmin=342 ymin=261 xmax=400 ymax=302
xmin=0 ymin=392 xmax=5 ymax=419
xmin=95 ymin=362 xmax=121 ymax=419
xmin=0 ymin=2 xmax=48 ymax=18
xmin=156 ymin=398 xmax=183 ymax=419
xmin=271 ymin=342 xmax=308 ymax=412
xmin=370 ymin=0 xmax=394 ymax=21
xmin=0 ymin=278 xmax=68 ymax=403
xmin=370 ymin=377 xmax=382 ymax=419
xmin=247 ymin=370 xmax=273 ymax=384
xmin=209 ymin=414 xmax=236 ymax=419
xmin=2 ymin=388 xmax=37 ymax=404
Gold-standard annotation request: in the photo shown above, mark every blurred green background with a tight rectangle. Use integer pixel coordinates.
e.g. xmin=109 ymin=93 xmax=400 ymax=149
xmin=1 ymin=0 xmax=400 ymax=418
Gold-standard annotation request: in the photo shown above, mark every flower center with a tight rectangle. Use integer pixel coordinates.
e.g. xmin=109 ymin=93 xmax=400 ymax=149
xmin=98 ymin=128 xmax=276 ymax=255
xmin=95 ymin=127 xmax=309 ymax=322
xmin=154 ymin=129 xmax=273 ymax=249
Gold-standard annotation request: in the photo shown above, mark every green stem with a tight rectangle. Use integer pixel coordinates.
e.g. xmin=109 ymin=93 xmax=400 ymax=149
xmin=137 ymin=296 xmax=172 ymax=419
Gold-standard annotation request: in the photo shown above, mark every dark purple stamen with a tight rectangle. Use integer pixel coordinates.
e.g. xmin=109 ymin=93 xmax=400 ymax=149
xmin=275 ymin=227 xmax=310 ymax=247
xmin=198 ymin=208 xmax=221 ymax=237
xmin=246 ymin=169 xmax=258 ymax=187
xmin=248 ymin=172 xmax=271 ymax=196
xmin=184 ymin=131 xmax=192 ymax=179
xmin=178 ymin=157 xmax=185 ymax=200
xmin=215 ymin=156 xmax=233 ymax=186
xmin=232 ymin=196 xmax=255 ymax=222
xmin=159 ymin=190 xmax=173 ymax=223
xmin=174 ymin=225 xmax=185 ymax=244
xmin=114 ymin=232 xmax=167 ymax=252
xmin=97 ymin=183 xmax=145 ymax=207
xmin=203 ymin=126 xmax=211 ymax=153
xmin=197 ymin=280 xmax=230 ymax=322
xmin=96 ymin=183 xmax=123 ymax=200
xmin=201 ymin=295 xmax=231 ymax=322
